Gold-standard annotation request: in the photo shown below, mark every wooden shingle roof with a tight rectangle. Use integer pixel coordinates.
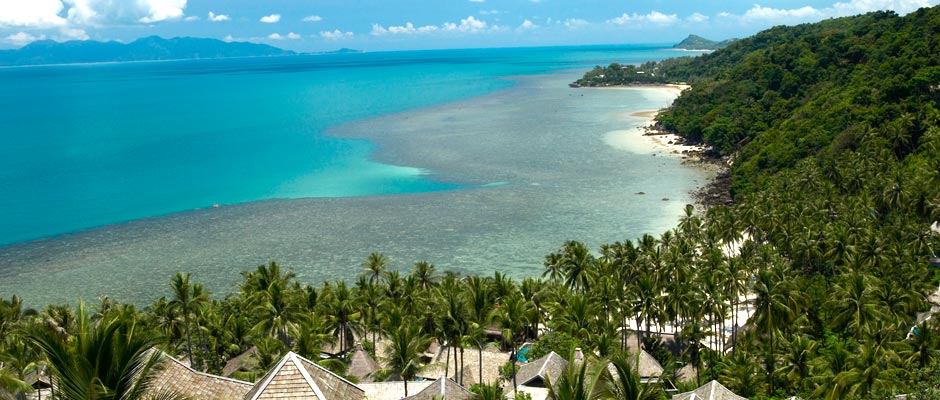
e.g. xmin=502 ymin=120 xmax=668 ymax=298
xmin=243 ymin=352 xmax=365 ymax=400
xmin=514 ymin=352 xmax=567 ymax=388
xmin=671 ymin=380 xmax=747 ymax=400
xmin=402 ymin=377 xmax=476 ymax=400
xmin=149 ymin=352 xmax=254 ymax=400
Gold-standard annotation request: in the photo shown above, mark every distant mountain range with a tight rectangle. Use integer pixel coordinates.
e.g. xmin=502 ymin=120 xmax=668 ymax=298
xmin=673 ymin=34 xmax=736 ymax=50
xmin=0 ymin=36 xmax=299 ymax=66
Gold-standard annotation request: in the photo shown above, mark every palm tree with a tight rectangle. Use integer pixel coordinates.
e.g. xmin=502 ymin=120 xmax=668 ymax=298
xmin=26 ymin=303 xmax=174 ymax=400
xmin=751 ymin=264 xmax=803 ymax=392
xmin=491 ymin=293 xmax=530 ymax=393
xmin=828 ymin=273 xmax=885 ymax=339
xmin=291 ymin=313 xmax=336 ymax=361
xmin=168 ymin=272 xmax=208 ymax=367
xmin=382 ymin=322 xmax=430 ymax=397
xmin=322 ymin=281 xmax=363 ymax=354
xmin=411 ymin=261 xmax=439 ymax=292
xmin=545 ymin=353 xmax=608 ymax=400
xmin=465 ymin=276 xmax=494 ymax=383
xmin=251 ymin=280 xmax=302 ymax=347
xmin=360 ymin=252 xmax=390 ymax=285
xmin=718 ymin=350 xmax=765 ymax=398
xmin=606 ymin=352 xmax=656 ymax=400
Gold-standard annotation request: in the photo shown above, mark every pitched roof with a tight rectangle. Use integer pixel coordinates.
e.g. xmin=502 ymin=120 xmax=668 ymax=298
xmin=671 ymin=380 xmax=747 ymax=400
xmin=514 ymin=352 xmax=567 ymax=388
xmin=223 ymin=347 xmax=259 ymax=378
xmin=403 ymin=377 xmax=476 ymax=400
xmin=607 ymin=349 xmax=664 ymax=380
xmin=149 ymin=352 xmax=254 ymax=400
xmin=348 ymin=344 xmax=381 ymax=383
xmin=243 ymin=352 xmax=365 ymax=400
xmin=359 ymin=382 xmax=433 ymax=400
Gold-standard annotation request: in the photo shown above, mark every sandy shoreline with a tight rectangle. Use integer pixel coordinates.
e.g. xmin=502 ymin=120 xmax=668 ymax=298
xmin=592 ymin=84 xmax=706 ymax=160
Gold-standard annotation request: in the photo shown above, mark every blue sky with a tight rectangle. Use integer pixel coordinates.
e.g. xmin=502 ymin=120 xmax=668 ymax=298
xmin=0 ymin=0 xmax=937 ymax=51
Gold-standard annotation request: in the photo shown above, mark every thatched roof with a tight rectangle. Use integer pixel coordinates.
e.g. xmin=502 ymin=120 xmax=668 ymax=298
xmin=671 ymin=380 xmax=747 ymax=400
xmin=402 ymin=377 xmax=476 ymax=400
xmin=149 ymin=352 xmax=254 ymax=400
xmin=514 ymin=352 xmax=567 ymax=388
xmin=243 ymin=352 xmax=364 ymax=400
xmin=607 ymin=349 xmax=664 ymax=380
xmin=348 ymin=344 xmax=381 ymax=383
xmin=419 ymin=347 xmax=507 ymax=386
xmin=359 ymin=382 xmax=432 ymax=400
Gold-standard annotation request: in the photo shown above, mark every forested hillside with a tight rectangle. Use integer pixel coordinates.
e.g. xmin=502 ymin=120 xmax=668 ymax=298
xmin=3 ymin=7 xmax=940 ymax=400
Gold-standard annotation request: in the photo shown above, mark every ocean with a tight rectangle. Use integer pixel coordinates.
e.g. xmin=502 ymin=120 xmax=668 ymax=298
xmin=0 ymin=45 xmax=709 ymax=305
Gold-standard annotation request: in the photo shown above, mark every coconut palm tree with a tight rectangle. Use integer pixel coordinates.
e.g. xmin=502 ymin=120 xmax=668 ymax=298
xmin=382 ymin=321 xmax=430 ymax=397
xmin=360 ymin=252 xmax=390 ymax=285
xmin=26 ymin=302 xmax=174 ymax=400
xmin=606 ymin=352 xmax=657 ymax=400
xmin=322 ymin=281 xmax=363 ymax=355
xmin=545 ymin=352 xmax=608 ymax=400
xmin=751 ymin=264 xmax=803 ymax=392
xmin=168 ymin=272 xmax=208 ymax=368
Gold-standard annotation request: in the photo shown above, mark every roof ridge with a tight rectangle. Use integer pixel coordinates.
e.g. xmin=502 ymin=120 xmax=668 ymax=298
xmin=161 ymin=351 xmax=254 ymax=386
xmin=290 ymin=353 xmax=327 ymax=400
xmin=290 ymin=351 xmax=366 ymax=392
xmin=245 ymin=352 xmax=292 ymax=400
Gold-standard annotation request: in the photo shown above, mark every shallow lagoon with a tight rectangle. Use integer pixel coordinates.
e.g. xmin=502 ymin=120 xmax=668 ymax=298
xmin=0 ymin=67 xmax=709 ymax=306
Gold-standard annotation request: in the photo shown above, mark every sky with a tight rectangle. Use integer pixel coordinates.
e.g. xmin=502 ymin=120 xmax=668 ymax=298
xmin=0 ymin=0 xmax=937 ymax=51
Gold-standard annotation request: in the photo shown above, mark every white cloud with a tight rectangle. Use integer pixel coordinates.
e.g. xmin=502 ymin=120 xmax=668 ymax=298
xmin=58 ymin=26 xmax=88 ymax=40
xmin=137 ymin=0 xmax=186 ymax=23
xmin=479 ymin=10 xmax=500 ymax=15
xmin=222 ymin=34 xmax=234 ymax=42
xmin=208 ymin=11 xmax=229 ymax=22
xmin=0 ymin=0 xmax=67 ymax=28
xmin=63 ymin=0 xmax=186 ymax=25
xmin=371 ymin=22 xmax=439 ymax=35
xmin=469 ymin=0 xmax=485 ymax=2
xmin=831 ymin=0 xmax=933 ymax=16
xmin=267 ymin=32 xmax=300 ymax=40
xmin=184 ymin=15 xmax=198 ymax=21
xmin=320 ymin=29 xmax=353 ymax=40
xmin=4 ymin=31 xmax=46 ymax=46
xmin=563 ymin=18 xmax=589 ymax=28
xmin=303 ymin=15 xmax=322 ymax=22
xmin=518 ymin=19 xmax=538 ymax=30
xmin=442 ymin=15 xmax=488 ymax=32
xmin=742 ymin=5 xmax=820 ymax=20
xmin=260 ymin=14 xmax=281 ymax=23
xmin=721 ymin=0 xmax=933 ymax=25
xmin=608 ymin=10 xmax=679 ymax=25
xmin=687 ymin=12 xmax=709 ymax=23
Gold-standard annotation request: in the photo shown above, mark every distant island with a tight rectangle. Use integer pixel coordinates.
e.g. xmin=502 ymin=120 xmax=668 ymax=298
xmin=314 ymin=48 xmax=364 ymax=55
xmin=672 ymin=34 xmax=735 ymax=50
xmin=0 ymin=36 xmax=296 ymax=67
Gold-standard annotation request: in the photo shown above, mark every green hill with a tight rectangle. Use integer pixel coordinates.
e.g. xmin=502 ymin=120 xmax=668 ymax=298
xmin=672 ymin=34 xmax=735 ymax=50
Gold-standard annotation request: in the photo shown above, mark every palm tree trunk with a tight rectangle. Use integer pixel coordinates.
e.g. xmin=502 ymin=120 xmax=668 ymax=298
xmin=510 ymin=346 xmax=518 ymax=394
xmin=459 ymin=346 xmax=465 ymax=385
xmin=184 ymin=313 xmax=194 ymax=367
xmin=404 ymin=379 xmax=409 ymax=397
xmin=478 ymin=345 xmax=483 ymax=386
xmin=444 ymin=342 xmax=451 ymax=379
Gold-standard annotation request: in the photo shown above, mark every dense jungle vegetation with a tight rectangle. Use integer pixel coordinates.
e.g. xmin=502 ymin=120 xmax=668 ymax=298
xmin=3 ymin=6 xmax=940 ymax=400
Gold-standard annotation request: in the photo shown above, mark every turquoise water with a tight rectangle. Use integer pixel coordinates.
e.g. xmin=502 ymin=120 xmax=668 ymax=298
xmin=0 ymin=45 xmax=688 ymax=245
xmin=0 ymin=45 xmax=707 ymax=305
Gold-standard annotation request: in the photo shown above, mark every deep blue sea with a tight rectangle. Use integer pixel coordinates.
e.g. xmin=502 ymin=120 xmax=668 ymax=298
xmin=0 ymin=45 xmax=691 ymax=246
